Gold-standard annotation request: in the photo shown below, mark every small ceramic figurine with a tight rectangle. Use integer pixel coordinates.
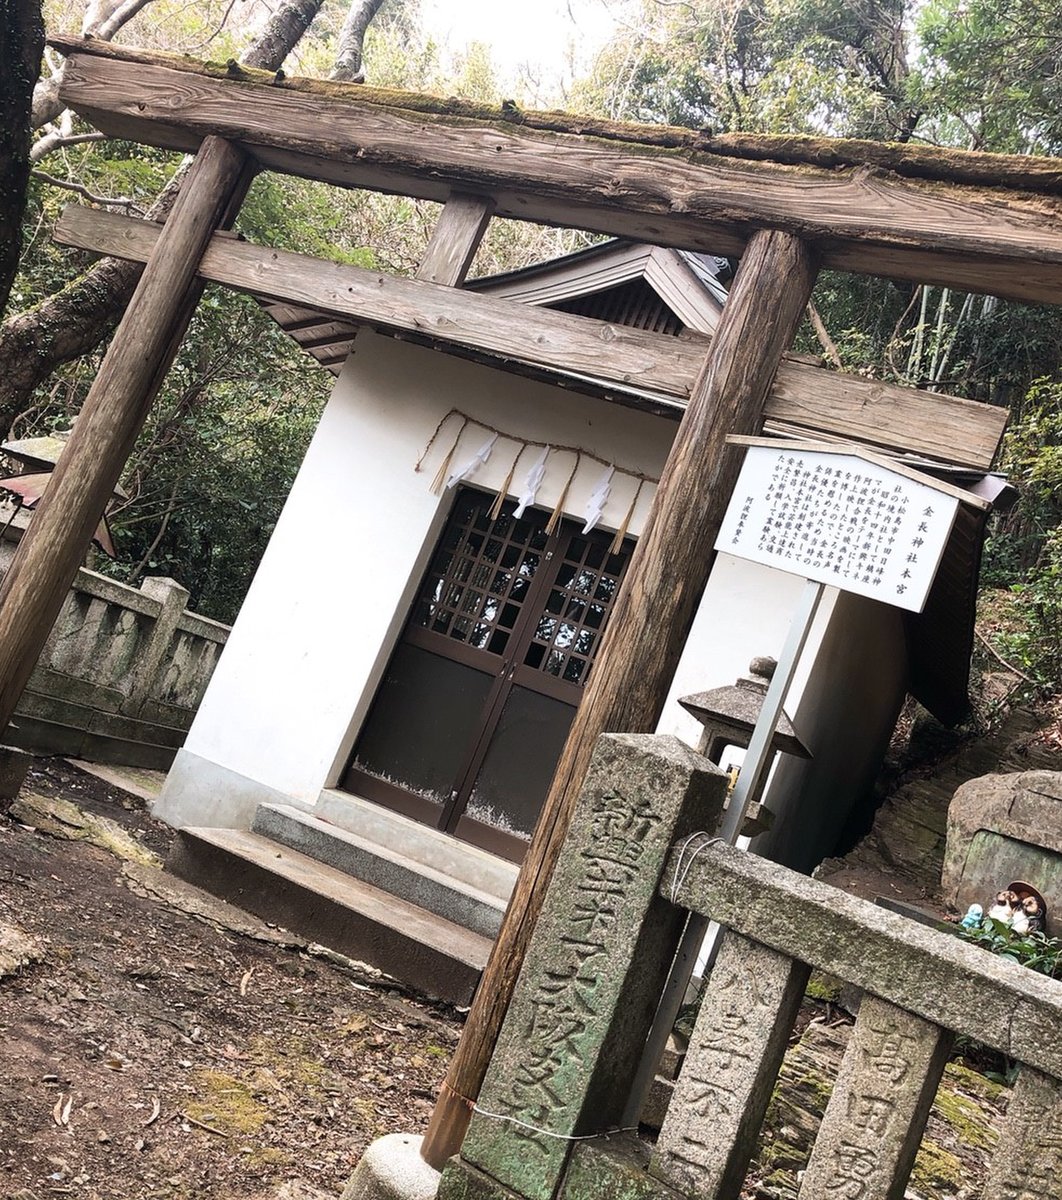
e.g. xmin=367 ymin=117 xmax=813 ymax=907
xmin=960 ymin=903 xmax=984 ymax=930
xmin=986 ymin=890 xmax=1020 ymax=925
xmin=1019 ymin=892 xmax=1045 ymax=934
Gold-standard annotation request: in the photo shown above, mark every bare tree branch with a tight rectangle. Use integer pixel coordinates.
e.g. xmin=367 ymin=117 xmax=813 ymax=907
xmin=30 ymin=129 xmax=104 ymax=163
xmin=179 ymin=0 xmax=240 ymax=54
xmin=243 ymin=0 xmax=325 ymax=71
xmin=29 ymin=73 xmax=60 ymax=129
xmin=30 ymin=0 xmax=159 ymax=132
xmin=30 ymin=169 xmax=145 ymax=214
xmin=806 ymin=298 xmax=844 ymax=370
xmin=331 ymin=0 xmax=385 ymax=82
xmin=0 ymin=0 xmax=328 ymax=433
xmin=88 ymin=0 xmax=154 ymax=39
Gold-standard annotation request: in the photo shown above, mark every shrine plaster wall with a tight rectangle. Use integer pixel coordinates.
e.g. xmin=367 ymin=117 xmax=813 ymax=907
xmin=155 ymin=329 xmax=908 ymax=863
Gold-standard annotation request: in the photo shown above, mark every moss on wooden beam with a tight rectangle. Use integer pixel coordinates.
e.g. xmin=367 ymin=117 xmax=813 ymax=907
xmin=47 ymin=34 xmax=1062 ymax=195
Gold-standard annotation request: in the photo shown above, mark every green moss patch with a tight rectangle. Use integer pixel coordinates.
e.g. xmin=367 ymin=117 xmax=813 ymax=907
xmin=185 ymin=1069 xmax=269 ymax=1136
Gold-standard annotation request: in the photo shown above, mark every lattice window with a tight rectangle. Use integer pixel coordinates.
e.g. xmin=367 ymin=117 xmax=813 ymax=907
xmin=412 ymin=493 xmax=548 ymax=657
xmin=524 ymin=534 xmax=632 ymax=685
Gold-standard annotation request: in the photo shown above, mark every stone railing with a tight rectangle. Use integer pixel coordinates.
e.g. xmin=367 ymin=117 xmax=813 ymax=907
xmin=6 ymin=567 xmax=229 ymax=770
xmin=440 ymin=734 xmax=1062 ymax=1200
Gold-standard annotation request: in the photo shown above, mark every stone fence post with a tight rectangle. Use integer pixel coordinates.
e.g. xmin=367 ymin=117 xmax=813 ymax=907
xmin=441 ymin=733 xmax=727 ymax=1200
xmin=125 ymin=576 xmax=190 ymax=707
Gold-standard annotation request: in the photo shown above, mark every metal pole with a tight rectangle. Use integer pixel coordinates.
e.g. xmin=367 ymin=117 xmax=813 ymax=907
xmin=622 ymin=577 xmax=825 ymax=1127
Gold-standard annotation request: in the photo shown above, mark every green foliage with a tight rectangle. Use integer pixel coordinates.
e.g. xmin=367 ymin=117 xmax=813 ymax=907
xmin=12 ymin=137 xmax=182 ymax=311
xmin=983 ymin=532 xmax=1062 ymax=691
xmin=980 ymin=380 xmax=1062 ymax=689
xmin=41 ymin=288 xmax=328 ymax=624
xmin=960 ymin=917 xmax=1062 ymax=979
xmin=573 ymin=0 xmax=916 ymax=137
xmin=914 ymin=0 xmax=1062 ymax=153
xmin=239 ymin=173 xmax=379 ymax=268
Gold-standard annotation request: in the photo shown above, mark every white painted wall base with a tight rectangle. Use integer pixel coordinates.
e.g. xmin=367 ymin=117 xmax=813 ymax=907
xmin=155 ymin=747 xmax=311 ymax=830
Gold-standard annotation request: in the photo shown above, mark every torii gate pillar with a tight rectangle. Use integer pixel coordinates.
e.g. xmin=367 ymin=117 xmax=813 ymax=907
xmin=0 ymin=136 xmax=251 ymax=733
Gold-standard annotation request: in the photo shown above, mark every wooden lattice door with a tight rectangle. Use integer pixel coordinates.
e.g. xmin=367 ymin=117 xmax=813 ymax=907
xmin=341 ymin=487 xmax=633 ymax=862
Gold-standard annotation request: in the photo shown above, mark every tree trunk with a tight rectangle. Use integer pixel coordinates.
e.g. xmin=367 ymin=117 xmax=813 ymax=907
xmin=0 ymin=0 xmax=44 ymax=319
xmin=330 ymin=0 xmax=385 ymax=82
xmin=0 ymin=135 xmax=250 ymax=738
xmin=31 ymin=0 xmax=159 ymax=133
xmin=0 ymin=0 xmax=325 ymax=436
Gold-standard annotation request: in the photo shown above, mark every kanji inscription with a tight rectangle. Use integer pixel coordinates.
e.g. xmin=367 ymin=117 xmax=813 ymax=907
xmin=488 ymin=786 xmax=662 ymax=1145
xmin=797 ymin=996 xmax=951 ymax=1200
xmin=652 ymin=935 xmax=810 ymax=1199
xmin=455 ymin=734 xmax=726 ymax=1200
xmin=717 ymin=447 xmax=961 ymax=612
xmin=984 ymin=1068 xmax=1062 ymax=1200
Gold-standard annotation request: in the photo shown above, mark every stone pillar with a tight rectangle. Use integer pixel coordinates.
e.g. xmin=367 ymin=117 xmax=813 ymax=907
xmin=797 ymin=995 xmax=952 ymax=1200
xmin=983 ymin=1066 xmax=1062 ymax=1200
xmin=651 ymin=934 xmax=809 ymax=1198
xmin=443 ymin=733 xmax=726 ymax=1200
xmin=125 ymin=577 xmax=190 ymax=708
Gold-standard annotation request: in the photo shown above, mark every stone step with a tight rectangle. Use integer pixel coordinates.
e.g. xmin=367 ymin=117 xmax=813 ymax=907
xmin=252 ymin=803 xmax=507 ymax=940
xmin=167 ymin=826 xmax=492 ymax=1006
xmin=315 ymin=789 xmax=519 ymax=903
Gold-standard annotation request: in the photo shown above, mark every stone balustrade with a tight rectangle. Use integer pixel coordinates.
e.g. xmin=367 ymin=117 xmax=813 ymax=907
xmin=438 ymin=733 xmax=1062 ymax=1200
xmin=2 ymin=555 xmax=229 ymax=769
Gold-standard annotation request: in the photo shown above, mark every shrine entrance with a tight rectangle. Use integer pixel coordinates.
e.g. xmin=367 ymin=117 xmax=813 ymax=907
xmin=340 ymin=488 xmax=634 ymax=862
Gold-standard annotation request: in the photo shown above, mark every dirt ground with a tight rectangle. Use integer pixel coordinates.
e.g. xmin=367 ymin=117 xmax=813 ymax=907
xmin=0 ymin=760 xmax=462 ymax=1200
xmin=1 ymin=727 xmax=1045 ymax=1200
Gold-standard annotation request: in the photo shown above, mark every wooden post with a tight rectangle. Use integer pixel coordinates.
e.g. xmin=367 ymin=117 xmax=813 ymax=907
xmin=0 ymin=135 xmax=251 ymax=734
xmin=420 ymin=228 xmax=819 ymax=1167
xmin=416 ymin=193 xmax=494 ymax=286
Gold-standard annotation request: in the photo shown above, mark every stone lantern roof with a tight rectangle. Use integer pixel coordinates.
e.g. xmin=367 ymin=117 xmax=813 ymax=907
xmin=679 ymin=656 xmax=811 ymax=760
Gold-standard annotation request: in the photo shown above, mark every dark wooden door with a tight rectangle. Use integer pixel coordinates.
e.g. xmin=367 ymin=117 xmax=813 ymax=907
xmin=341 ymin=487 xmax=633 ymax=862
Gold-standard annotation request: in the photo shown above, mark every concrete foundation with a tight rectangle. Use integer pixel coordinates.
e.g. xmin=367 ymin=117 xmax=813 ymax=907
xmin=341 ymin=1134 xmax=440 ymax=1200
xmin=154 ymin=748 xmax=301 ymax=829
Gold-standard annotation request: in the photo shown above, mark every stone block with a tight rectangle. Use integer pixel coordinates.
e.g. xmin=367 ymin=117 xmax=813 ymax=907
xmin=341 ymin=1134 xmax=440 ymax=1200
xmin=943 ymin=770 xmax=1062 ymax=932
xmin=562 ymin=1137 xmax=683 ymax=1200
xmin=638 ymin=1075 xmax=675 ymax=1132
xmin=797 ymin=995 xmax=952 ymax=1200
xmin=983 ymin=1066 xmax=1062 ymax=1200
xmin=0 ymin=745 xmax=32 ymax=809
xmin=659 ymin=1031 xmax=687 ymax=1081
xmin=651 ymin=934 xmax=809 ymax=1198
xmin=438 ymin=1157 xmax=524 ymax=1200
xmin=461 ymin=734 xmax=726 ymax=1200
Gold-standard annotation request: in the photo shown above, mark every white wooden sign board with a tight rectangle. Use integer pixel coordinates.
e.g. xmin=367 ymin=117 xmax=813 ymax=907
xmin=716 ymin=446 xmax=961 ymax=613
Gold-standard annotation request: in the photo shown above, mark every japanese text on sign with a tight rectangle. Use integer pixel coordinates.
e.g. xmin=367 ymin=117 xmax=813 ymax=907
xmin=716 ymin=447 xmax=960 ymax=612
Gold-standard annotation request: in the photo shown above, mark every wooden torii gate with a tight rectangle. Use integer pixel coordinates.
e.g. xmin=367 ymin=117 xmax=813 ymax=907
xmin=3 ymin=37 xmax=1051 ymax=1168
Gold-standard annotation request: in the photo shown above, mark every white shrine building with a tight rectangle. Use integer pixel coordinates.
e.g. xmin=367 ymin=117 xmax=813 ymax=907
xmin=153 ymin=239 xmax=1009 ymax=1002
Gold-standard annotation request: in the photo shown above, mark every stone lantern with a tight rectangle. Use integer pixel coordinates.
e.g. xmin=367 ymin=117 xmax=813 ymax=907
xmin=679 ymin=656 xmax=811 ymax=825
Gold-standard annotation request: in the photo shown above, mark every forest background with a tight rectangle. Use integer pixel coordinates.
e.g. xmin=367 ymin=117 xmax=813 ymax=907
xmin=0 ymin=0 xmax=1060 ymax=702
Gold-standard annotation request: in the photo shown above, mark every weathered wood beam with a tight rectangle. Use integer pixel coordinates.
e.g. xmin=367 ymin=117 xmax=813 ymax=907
xmin=0 ymin=137 xmax=251 ymax=737
xmin=47 ymin=38 xmax=1062 ymax=195
xmin=421 ymin=229 xmax=820 ymax=1168
xmin=52 ymin=43 xmax=1062 ymax=305
xmin=415 ymin=193 xmax=494 ymax=286
xmin=55 ymin=205 xmax=1008 ymax=468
